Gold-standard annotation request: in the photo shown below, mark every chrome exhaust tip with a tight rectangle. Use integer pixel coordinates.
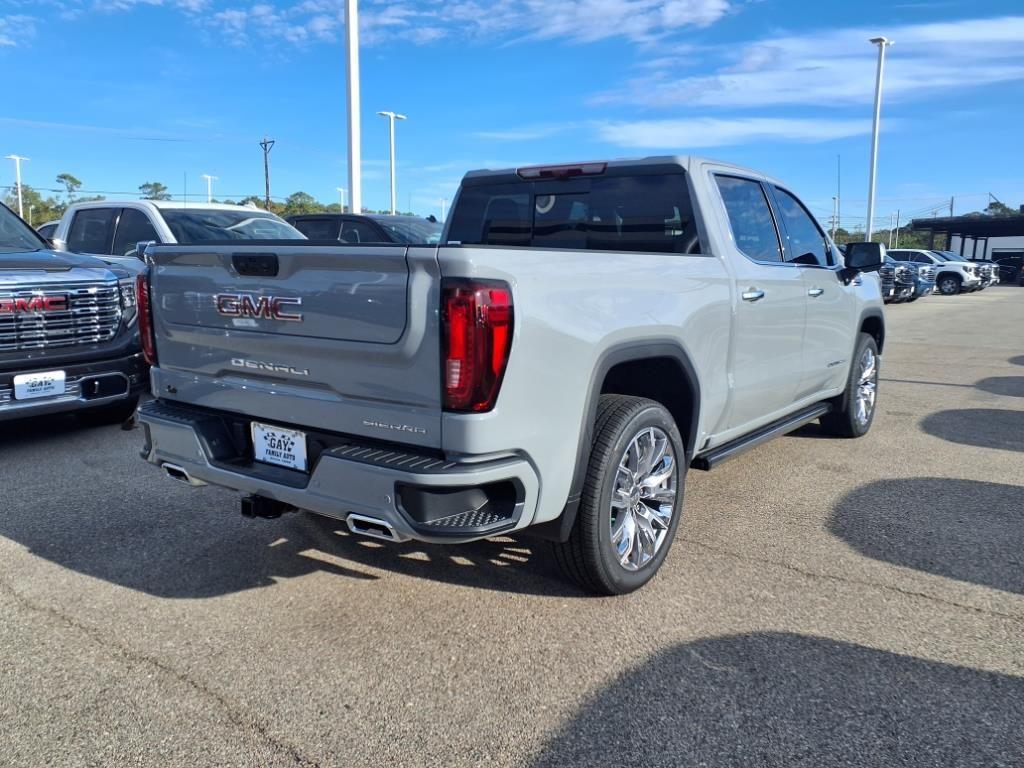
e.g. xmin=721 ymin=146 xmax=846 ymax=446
xmin=161 ymin=462 xmax=207 ymax=487
xmin=346 ymin=513 xmax=403 ymax=542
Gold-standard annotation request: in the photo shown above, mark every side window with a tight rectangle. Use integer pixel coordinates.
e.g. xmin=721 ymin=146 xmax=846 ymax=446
xmin=66 ymin=208 xmax=116 ymax=254
xmin=292 ymin=218 xmax=340 ymax=240
xmin=340 ymin=220 xmax=383 ymax=244
xmin=910 ymin=253 xmax=929 ymax=263
xmin=714 ymin=175 xmax=782 ymax=262
xmin=888 ymin=250 xmax=908 ymax=261
xmin=111 ymin=208 xmax=160 ymax=257
xmin=772 ymin=187 xmax=830 ymax=267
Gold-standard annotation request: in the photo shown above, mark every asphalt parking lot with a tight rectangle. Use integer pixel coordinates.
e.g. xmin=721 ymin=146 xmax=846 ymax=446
xmin=1 ymin=287 xmax=1022 ymax=767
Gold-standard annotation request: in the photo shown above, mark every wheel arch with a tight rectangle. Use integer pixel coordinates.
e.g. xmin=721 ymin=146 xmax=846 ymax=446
xmin=859 ymin=310 xmax=885 ymax=355
xmin=528 ymin=340 xmax=701 ymax=542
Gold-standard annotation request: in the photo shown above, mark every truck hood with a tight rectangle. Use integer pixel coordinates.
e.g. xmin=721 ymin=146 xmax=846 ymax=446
xmin=0 ymin=249 xmax=127 ymax=281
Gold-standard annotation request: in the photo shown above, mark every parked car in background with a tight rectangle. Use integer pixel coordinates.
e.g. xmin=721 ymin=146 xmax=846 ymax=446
xmin=0 ymin=202 xmax=145 ymax=425
xmin=137 ymin=155 xmax=887 ymax=595
xmin=888 ymin=249 xmax=981 ymax=295
xmin=907 ymin=259 xmax=937 ymax=300
xmin=36 ymin=220 xmax=59 ymax=240
xmin=287 ymin=214 xmax=442 ymax=244
xmin=53 ymin=201 xmax=305 ymax=270
xmin=880 ymin=257 xmax=915 ymax=303
xmin=965 ymin=259 xmax=1001 ymax=285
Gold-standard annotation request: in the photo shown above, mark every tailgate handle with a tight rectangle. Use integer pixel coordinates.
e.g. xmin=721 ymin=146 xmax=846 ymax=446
xmin=232 ymin=253 xmax=279 ymax=277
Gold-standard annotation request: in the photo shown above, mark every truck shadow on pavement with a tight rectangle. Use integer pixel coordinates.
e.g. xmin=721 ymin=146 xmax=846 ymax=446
xmin=1009 ymin=355 xmax=1024 ymax=366
xmin=974 ymin=376 xmax=1024 ymax=398
xmin=920 ymin=408 xmax=1024 ymax=453
xmin=0 ymin=417 xmax=572 ymax=598
xmin=828 ymin=478 xmax=1023 ymax=595
xmin=529 ymin=632 xmax=1023 ymax=768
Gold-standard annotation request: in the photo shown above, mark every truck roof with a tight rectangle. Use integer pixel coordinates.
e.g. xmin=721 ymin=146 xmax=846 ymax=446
xmin=460 ymin=155 xmax=783 ymax=187
xmin=65 ymin=200 xmax=272 ymax=214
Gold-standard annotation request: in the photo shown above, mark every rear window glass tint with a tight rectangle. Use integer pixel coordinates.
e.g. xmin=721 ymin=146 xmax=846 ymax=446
xmin=446 ymin=174 xmax=700 ymax=253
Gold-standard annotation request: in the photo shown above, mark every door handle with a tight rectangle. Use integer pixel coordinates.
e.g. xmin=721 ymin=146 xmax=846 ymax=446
xmin=741 ymin=289 xmax=766 ymax=303
xmin=807 ymin=287 xmax=824 ymax=297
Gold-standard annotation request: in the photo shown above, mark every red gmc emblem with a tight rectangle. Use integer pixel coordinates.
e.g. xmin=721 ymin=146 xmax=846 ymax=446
xmin=214 ymin=293 xmax=303 ymax=322
xmin=0 ymin=295 xmax=68 ymax=314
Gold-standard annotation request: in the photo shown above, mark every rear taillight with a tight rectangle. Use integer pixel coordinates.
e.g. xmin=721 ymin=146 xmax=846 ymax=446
xmin=442 ymin=279 xmax=513 ymax=412
xmin=136 ymin=272 xmax=157 ymax=365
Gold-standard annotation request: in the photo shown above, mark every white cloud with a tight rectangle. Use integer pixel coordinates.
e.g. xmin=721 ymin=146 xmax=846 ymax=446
xmin=594 ymin=15 xmax=1024 ymax=108
xmin=0 ymin=14 xmax=36 ymax=46
xmin=596 ymin=117 xmax=872 ymax=149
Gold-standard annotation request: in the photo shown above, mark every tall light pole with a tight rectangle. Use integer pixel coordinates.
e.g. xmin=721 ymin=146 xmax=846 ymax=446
xmin=201 ymin=174 xmax=218 ymax=203
xmin=28 ymin=204 xmax=35 ymax=226
xmin=831 ymin=196 xmax=838 ymax=240
xmin=337 ymin=187 xmax=347 ymax=212
xmin=5 ymin=154 xmax=28 ymax=218
xmin=345 ymin=0 xmax=362 ymax=215
xmin=441 ymin=197 xmax=448 ymax=222
xmin=866 ymin=37 xmax=893 ymax=241
xmin=377 ymin=111 xmax=407 ymax=215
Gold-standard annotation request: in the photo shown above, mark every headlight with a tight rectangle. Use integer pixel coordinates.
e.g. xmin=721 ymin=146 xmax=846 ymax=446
xmin=118 ymin=278 xmax=138 ymax=326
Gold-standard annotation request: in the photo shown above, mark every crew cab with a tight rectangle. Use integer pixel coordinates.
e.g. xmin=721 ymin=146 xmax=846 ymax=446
xmin=888 ymin=249 xmax=981 ymax=295
xmin=0 ymin=202 xmax=145 ymax=425
xmin=287 ymin=213 xmax=442 ymax=244
xmin=137 ymin=156 xmax=885 ymax=594
xmin=52 ymin=201 xmax=304 ymax=269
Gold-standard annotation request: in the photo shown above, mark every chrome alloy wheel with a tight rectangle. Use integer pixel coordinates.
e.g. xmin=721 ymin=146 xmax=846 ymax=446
xmin=854 ymin=346 xmax=878 ymax=428
xmin=610 ymin=427 xmax=677 ymax=571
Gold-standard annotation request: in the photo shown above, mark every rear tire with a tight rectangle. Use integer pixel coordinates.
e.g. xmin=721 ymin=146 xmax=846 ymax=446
xmin=938 ymin=274 xmax=961 ymax=295
xmin=75 ymin=397 xmax=139 ymax=427
xmin=820 ymin=334 xmax=879 ymax=438
xmin=552 ymin=395 xmax=686 ymax=595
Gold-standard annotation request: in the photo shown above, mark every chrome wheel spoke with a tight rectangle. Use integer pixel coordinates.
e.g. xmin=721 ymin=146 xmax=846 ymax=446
xmin=608 ymin=425 xmax=678 ymax=572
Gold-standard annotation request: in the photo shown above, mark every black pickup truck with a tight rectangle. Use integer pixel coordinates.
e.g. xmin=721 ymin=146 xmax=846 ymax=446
xmin=0 ymin=202 xmax=145 ymax=425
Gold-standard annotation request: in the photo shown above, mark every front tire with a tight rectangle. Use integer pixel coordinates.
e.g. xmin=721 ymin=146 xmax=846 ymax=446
xmin=938 ymin=274 xmax=962 ymax=295
xmin=552 ymin=395 xmax=685 ymax=595
xmin=820 ymin=334 xmax=879 ymax=438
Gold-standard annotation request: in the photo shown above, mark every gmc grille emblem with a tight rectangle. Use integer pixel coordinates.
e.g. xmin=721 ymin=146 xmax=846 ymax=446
xmin=215 ymin=293 xmax=303 ymax=322
xmin=0 ymin=295 xmax=68 ymax=314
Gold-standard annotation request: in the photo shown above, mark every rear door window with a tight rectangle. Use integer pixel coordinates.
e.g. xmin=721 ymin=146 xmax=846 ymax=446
xmin=67 ymin=208 xmax=117 ymax=254
xmin=446 ymin=173 xmax=700 ymax=254
xmin=112 ymin=208 xmax=160 ymax=256
xmin=340 ymin=220 xmax=384 ymax=243
xmin=292 ymin=218 xmax=340 ymax=240
xmin=714 ymin=176 xmax=782 ymax=263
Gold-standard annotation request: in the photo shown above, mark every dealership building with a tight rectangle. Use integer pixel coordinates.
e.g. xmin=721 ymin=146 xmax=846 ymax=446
xmin=911 ymin=214 xmax=1024 ymax=278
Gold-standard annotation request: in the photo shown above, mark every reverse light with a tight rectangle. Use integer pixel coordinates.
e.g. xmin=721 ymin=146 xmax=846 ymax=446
xmin=442 ymin=279 xmax=513 ymax=412
xmin=136 ymin=272 xmax=157 ymax=365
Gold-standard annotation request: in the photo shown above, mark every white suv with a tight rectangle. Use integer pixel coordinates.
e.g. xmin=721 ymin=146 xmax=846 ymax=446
xmin=888 ymin=249 xmax=982 ymax=295
xmin=53 ymin=201 xmax=305 ymax=271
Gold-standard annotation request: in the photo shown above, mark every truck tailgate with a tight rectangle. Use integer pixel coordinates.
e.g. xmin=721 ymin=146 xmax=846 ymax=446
xmin=149 ymin=244 xmax=442 ymax=448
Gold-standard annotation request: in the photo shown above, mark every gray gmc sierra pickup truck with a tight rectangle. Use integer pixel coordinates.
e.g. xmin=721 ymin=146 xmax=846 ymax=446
xmin=138 ymin=156 xmax=886 ymax=594
xmin=1 ymin=202 xmax=145 ymax=425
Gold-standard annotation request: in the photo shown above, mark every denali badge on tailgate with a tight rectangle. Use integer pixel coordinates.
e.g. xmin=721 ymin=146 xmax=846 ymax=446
xmin=215 ymin=293 xmax=303 ymax=322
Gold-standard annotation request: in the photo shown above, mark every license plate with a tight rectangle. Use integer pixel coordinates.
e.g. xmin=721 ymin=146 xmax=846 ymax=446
xmin=251 ymin=421 xmax=308 ymax=472
xmin=13 ymin=370 xmax=66 ymax=400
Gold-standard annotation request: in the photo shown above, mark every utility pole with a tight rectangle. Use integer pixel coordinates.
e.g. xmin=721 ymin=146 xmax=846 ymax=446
xmin=201 ymin=174 xmax=218 ymax=203
xmin=836 ymin=154 xmax=841 ymax=238
xmin=377 ymin=111 xmax=407 ymax=215
xmin=441 ymin=197 xmax=448 ymax=221
xmin=345 ymin=0 xmax=362 ymax=215
xmin=337 ymin=187 xmax=347 ymax=212
xmin=28 ymin=204 xmax=34 ymax=226
xmin=866 ymin=37 xmax=893 ymax=241
xmin=259 ymin=137 xmax=275 ymax=209
xmin=888 ymin=213 xmax=894 ymax=248
xmin=894 ymin=209 xmax=901 ymax=249
xmin=5 ymin=155 xmax=28 ymax=218
xmin=949 ymin=196 xmax=954 ymax=217
xmin=831 ymin=196 xmax=838 ymax=240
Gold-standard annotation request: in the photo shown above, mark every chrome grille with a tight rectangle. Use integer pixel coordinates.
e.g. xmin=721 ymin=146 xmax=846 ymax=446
xmin=894 ymin=265 xmax=914 ymax=285
xmin=919 ymin=266 xmax=936 ymax=282
xmin=0 ymin=281 xmax=121 ymax=352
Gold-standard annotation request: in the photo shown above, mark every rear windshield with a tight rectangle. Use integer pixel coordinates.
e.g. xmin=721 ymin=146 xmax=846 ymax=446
xmin=446 ymin=173 xmax=700 ymax=254
xmin=161 ymin=209 xmax=306 ymax=242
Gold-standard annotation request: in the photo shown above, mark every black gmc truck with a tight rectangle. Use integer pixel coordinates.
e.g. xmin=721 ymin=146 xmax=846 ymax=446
xmin=0 ymin=202 xmax=145 ymax=425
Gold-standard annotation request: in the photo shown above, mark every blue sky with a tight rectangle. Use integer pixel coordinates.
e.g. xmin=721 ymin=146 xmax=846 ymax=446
xmin=1 ymin=0 xmax=1023 ymax=229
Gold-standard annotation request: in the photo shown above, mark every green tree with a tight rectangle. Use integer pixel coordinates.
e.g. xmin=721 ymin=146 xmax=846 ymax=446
xmin=139 ymin=181 xmax=171 ymax=200
xmin=56 ymin=172 xmax=82 ymax=202
xmin=281 ymin=191 xmax=324 ymax=217
xmin=984 ymin=200 xmax=1017 ymax=218
xmin=3 ymin=185 xmax=63 ymax=227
